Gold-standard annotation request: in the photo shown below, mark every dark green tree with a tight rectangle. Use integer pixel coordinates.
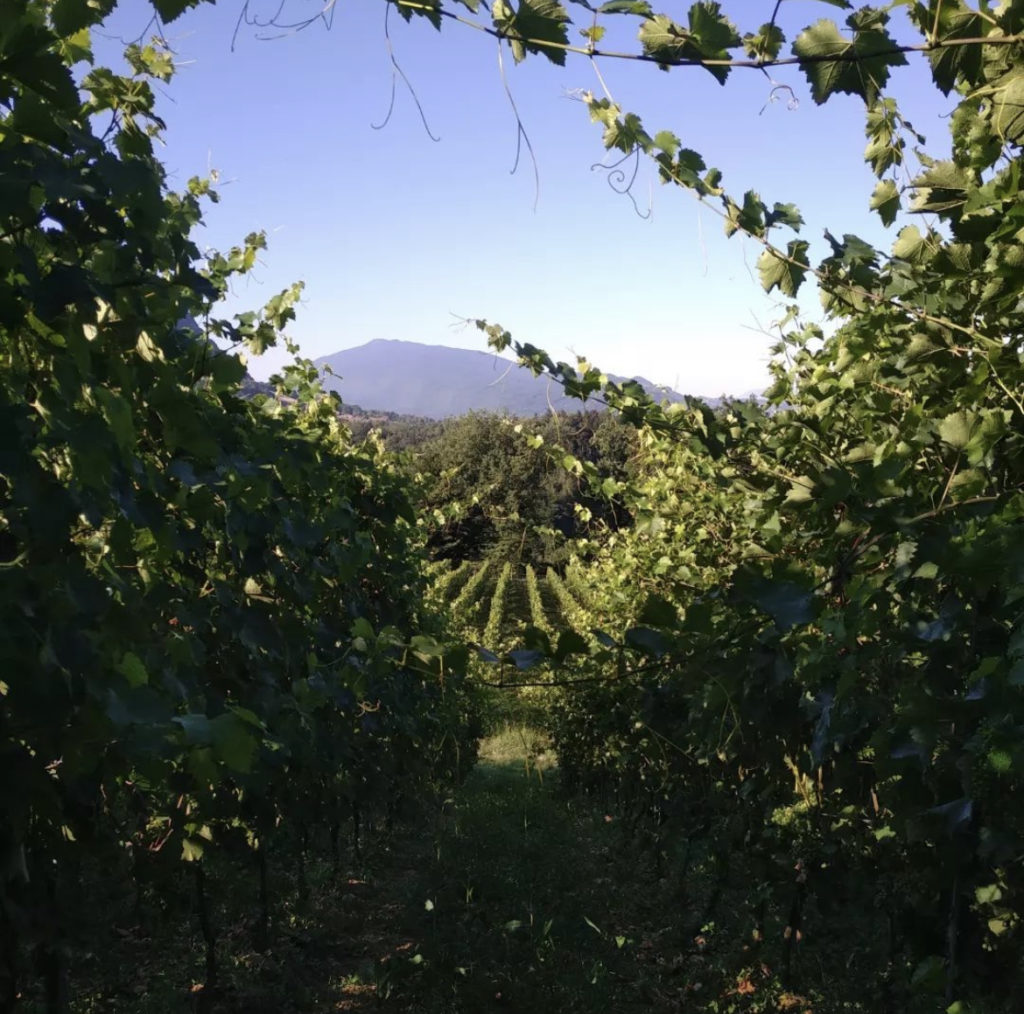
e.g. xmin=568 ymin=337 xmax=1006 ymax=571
xmin=413 ymin=410 xmax=636 ymax=565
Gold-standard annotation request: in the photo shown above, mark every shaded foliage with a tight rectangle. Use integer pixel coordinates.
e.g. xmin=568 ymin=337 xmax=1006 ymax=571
xmin=0 ymin=3 xmax=478 ymax=1008
xmin=412 ymin=410 xmax=637 ymax=566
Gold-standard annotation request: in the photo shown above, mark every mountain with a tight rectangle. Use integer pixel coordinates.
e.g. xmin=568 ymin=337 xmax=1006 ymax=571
xmin=313 ymin=340 xmax=686 ymax=419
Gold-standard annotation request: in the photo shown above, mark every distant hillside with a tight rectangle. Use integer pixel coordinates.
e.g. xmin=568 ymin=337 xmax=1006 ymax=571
xmin=313 ymin=340 xmax=686 ymax=419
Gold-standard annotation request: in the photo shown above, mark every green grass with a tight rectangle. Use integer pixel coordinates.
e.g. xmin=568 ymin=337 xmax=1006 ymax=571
xmin=476 ymin=723 xmax=556 ymax=769
xmin=390 ymin=741 xmax=643 ymax=1011
xmin=374 ymin=732 xmax=870 ymax=1013
xmin=50 ymin=730 xmax=883 ymax=1013
xmin=384 ymin=728 xmax=727 ymax=1013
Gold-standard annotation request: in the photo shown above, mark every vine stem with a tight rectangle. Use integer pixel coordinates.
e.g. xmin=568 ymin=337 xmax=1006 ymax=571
xmin=386 ymin=0 xmax=1024 ymax=363
xmin=371 ymin=0 xmax=441 ymax=140
xmin=390 ymin=1 xmax=1024 ymax=70
xmin=936 ymin=453 xmax=960 ymax=514
xmin=648 ymin=151 xmax=1010 ymax=357
xmin=497 ymin=38 xmax=540 ymax=210
xmin=193 ymin=864 xmax=218 ymax=991
xmin=815 ymin=490 xmax=1017 ymax=597
xmin=946 ymin=872 xmax=960 ymax=1004
xmin=256 ymin=844 xmax=270 ymax=951
xmin=981 ymin=352 xmax=1024 ymax=418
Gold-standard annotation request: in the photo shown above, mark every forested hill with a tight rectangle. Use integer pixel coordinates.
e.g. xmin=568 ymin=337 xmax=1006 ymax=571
xmin=314 ymin=339 xmax=692 ymax=418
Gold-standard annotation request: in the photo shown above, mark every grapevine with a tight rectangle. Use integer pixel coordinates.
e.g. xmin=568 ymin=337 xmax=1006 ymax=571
xmin=560 ymin=561 xmax=594 ymax=612
xmin=545 ymin=567 xmax=590 ymax=633
xmin=483 ymin=561 xmax=513 ymax=650
xmin=450 ymin=558 xmax=492 ymax=620
xmin=0 ymin=6 xmax=479 ymax=1005
xmin=524 ymin=564 xmax=551 ymax=634
xmin=429 ymin=558 xmax=474 ymax=602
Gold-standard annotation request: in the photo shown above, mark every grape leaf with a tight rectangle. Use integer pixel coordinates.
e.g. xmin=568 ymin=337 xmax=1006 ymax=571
xmin=493 ymin=0 xmax=571 ymax=65
xmin=757 ymin=240 xmax=810 ymax=296
xmin=870 ymin=178 xmax=901 ymax=225
xmin=793 ymin=18 xmax=907 ymax=105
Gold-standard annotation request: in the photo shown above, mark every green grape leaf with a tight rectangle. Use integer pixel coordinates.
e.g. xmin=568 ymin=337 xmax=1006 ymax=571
xmin=116 ymin=652 xmax=149 ymax=688
xmin=927 ymin=797 xmax=973 ymax=836
xmin=892 ymin=224 xmax=928 ymax=261
xmin=638 ymin=3 xmax=740 ymax=82
xmin=94 ymin=388 xmax=135 ymax=456
xmin=991 ymin=70 xmax=1024 ymax=143
xmin=492 ymin=0 xmax=571 ymax=65
xmin=743 ymin=23 xmax=785 ymax=61
xmin=758 ymin=583 xmax=815 ymax=631
xmin=508 ymin=649 xmax=545 ymax=670
xmin=597 ymin=0 xmax=653 ymax=13
xmin=738 ymin=569 xmax=817 ymax=631
xmin=181 ymin=838 xmax=205 ymax=862
xmin=554 ymin=629 xmax=590 ymax=661
xmin=869 ymin=178 xmax=901 ymax=225
xmin=975 ymin=883 xmax=1003 ymax=905
xmin=793 ymin=18 xmax=907 ymax=105
xmin=924 ymin=2 xmax=984 ymax=94
xmin=910 ymin=161 xmax=972 ymax=214
xmin=174 ymin=714 xmax=213 ymax=744
xmin=522 ymin=625 xmax=553 ymax=655
xmin=637 ymin=593 xmax=678 ymax=627
xmin=51 ymin=0 xmax=112 ymax=36
xmin=210 ymin=714 xmax=259 ymax=773
xmin=151 ymin=0 xmax=209 ymax=23
xmin=652 ymin=129 xmax=681 ymax=155
xmin=624 ymin=626 xmax=667 ymax=656
xmin=757 ymin=241 xmax=810 ymax=296
xmin=937 ymin=411 xmax=977 ymax=450
xmin=765 ymin=202 xmax=804 ymax=231
xmin=988 ymin=749 xmax=1011 ymax=773
xmin=910 ymin=954 xmax=946 ymax=993
xmin=410 ymin=634 xmax=445 ymax=660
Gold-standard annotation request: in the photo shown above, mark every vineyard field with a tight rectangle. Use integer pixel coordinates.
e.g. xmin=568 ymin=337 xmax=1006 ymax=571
xmin=5 ymin=0 xmax=1024 ymax=1010
xmin=429 ymin=561 xmax=588 ymax=652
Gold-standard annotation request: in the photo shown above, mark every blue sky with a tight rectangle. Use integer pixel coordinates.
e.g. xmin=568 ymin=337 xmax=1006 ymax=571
xmin=99 ymin=0 xmax=950 ymax=398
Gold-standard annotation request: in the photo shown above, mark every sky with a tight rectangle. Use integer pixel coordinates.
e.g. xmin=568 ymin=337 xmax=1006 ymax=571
xmin=96 ymin=0 xmax=952 ymax=398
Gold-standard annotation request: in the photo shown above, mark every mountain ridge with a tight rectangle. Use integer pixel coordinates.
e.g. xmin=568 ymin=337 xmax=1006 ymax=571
xmin=313 ymin=339 xmax=688 ymax=419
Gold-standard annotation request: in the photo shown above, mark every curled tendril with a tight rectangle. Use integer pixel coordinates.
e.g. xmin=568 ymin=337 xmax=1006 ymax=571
xmin=498 ymin=39 xmax=540 ymax=211
xmin=590 ymin=146 xmax=651 ymax=220
xmin=372 ymin=2 xmax=441 ymax=141
xmin=760 ymin=82 xmax=799 ymax=115
xmin=233 ymin=1 xmax=439 ymax=141
xmin=233 ymin=0 xmax=338 ymax=49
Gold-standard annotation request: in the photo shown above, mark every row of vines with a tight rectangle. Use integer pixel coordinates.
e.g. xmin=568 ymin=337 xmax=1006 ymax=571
xmin=454 ymin=0 xmax=1024 ymax=1009
xmin=0 ymin=4 xmax=478 ymax=1009
xmin=486 ymin=337 xmax=1024 ymax=1009
xmin=530 ymin=366 xmax=1023 ymax=1009
xmin=428 ymin=559 xmax=592 ymax=654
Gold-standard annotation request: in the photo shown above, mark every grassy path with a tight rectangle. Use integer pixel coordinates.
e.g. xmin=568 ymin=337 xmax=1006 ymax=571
xmin=332 ymin=728 xmax=700 ymax=1013
xmin=70 ymin=730 xmax=787 ymax=1012
xmin=60 ymin=730 xmax=899 ymax=1013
